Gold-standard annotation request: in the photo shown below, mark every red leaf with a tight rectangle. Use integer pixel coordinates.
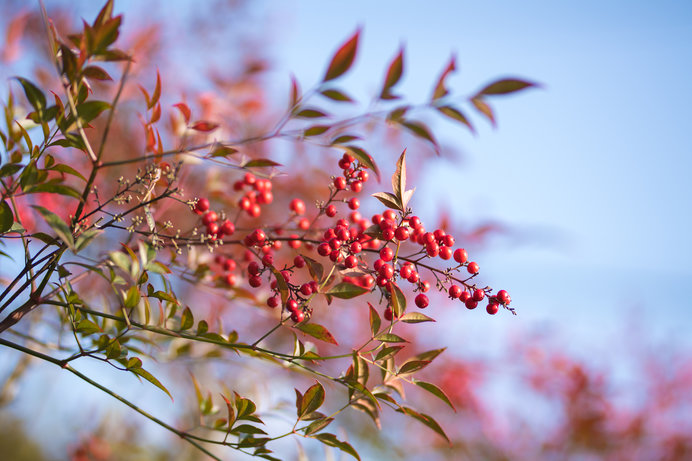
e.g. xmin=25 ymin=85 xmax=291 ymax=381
xmin=323 ymin=29 xmax=360 ymax=82
xmin=173 ymin=102 xmax=191 ymax=124
xmin=190 ymin=121 xmax=219 ymax=132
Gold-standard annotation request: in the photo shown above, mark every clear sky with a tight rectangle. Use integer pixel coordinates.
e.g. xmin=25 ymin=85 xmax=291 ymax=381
xmin=264 ymin=0 xmax=692 ymax=354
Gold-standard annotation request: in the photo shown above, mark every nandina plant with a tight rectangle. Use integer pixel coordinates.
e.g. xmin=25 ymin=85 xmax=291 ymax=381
xmin=0 ymin=2 xmax=534 ymax=459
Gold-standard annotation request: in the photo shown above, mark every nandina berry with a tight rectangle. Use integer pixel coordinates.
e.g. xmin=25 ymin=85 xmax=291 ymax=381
xmin=344 ymin=255 xmax=358 ymax=268
xmin=443 ymin=234 xmax=455 ymax=247
xmin=309 ymin=281 xmax=319 ymax=293
xmin=220 ymin=220 xmax=235 ymax=235
xmin=372 ymin=214 xmax=383 ymax=226
xmin=358 ymin=170 xmax=369 ymax=182
xmin=329 ymin=250 xmax=342 ymax=262
xmin=454 ymin=248 xmax=468 ymax=264
xmin=449 ymin=284 xmax=462 ymax=299
xmin=288 ymin=234 xmax=301 ymax=249
xmin=336 ymin=227 xmax=350 ymax=241
xmin=239 ymin=196 xmax=252 ymax=211
xmin=248 ymin=203 xmax=261 ymax=218
xmin=379 ymin=218 xmax=396 ymax=230
xmin=373 ymin=259 xmax=385 ymax=272
xmin=348 ymin=197 xmax=360 ymax=210
xmin=206 ymin=222 xmax=219 ymax=236
xmin=496 ymin=289 xmax=511 ymax=305
xmin=420 ymin=280 xmax=431 ymax=293
xmin=349 ymin=241 xmax=362 ymax=253
xmin=195 ymin=198 xmax=210 ymax=213
xmin=395 ymin=226 xmax=410 ymax=241
xmin=262 ymin=253 xmax=274 ymax=266
xmin=400 ymin=264 xmax=413 ymax=279
xmin=361 ymin=275 xmax=374 ymax=288
xmin=486 ymin=302 xmax=499 ymax=315
xmin=291 ymin=311 xmax=305 ymax=323
xmin=243 ymin=172 xmax=256 ymax=185
xmin=423 ymin=232 xmax=436 ymax=245
xmin=409 ymin=216 xmax=422 ymax=229
xmin=350 ymin=181 xmax=363 ymax=193
xmin=287 ymin=299 xmax=299 ymax=312
xmin=224 ymin=259 xmax=237 ymax=271
xmin=382 ymin=229 xmax=395 ymax=240
xmin=379 ymin=264 xmax=394 ymax=280
xmin=290 ymin=198 xmax=306 ymax=215
xmin=407 ymin=271 xmax=419 ymax=284
xmin=329 ymin=238 xmax=342 ymax=250
xmin=280 ymin=270 xmax=291 ymax=282
xmin=202 ymin=210 xmax=218 ymax=226
xmin=459 ymin=290 xmax=470 ymax=302
xmin=439 ymin=246 xmax=452 ymax=260
xmin=249 ymin=275 xmax=262 ymax=288
xmin=384 ymin=307 xmax=393 ymax=321
xmin=324 ymin=228 xmax=337 ymax=240
xmin=325 ymin=204 xmax=337 ymax=217
xmin=379 ymin=247 xmax=394 ymax=262
xmin=257 ymin=190 xmax=273 ymax=204
xmin=465 ymin=299 xmax=478 ymax=310
xmin=267 ymin=296 xmax=280 ymax=308
xmin=298 ymin=218 xmax=310 ymax=230
xmin=293 ymin=255 xmax=305 ymax=268
xmin=334 ymin=177 xmax=347 ymax=190
xmin=433 ymin=229 xmax=446 ymax=241
xmin=248 ymin=261 xmax=261 ymax=276
xmin=467 ymin=262 xmax=480 ymax=274
xmin=317 ymin=243 xmax=331 ymax=256
xmin=376 ymin=275 xmax=389 ymax=287
xmin=300 ymin=283 xmax=312 ymax=296
xmin=472 ymin=289 xmax=485 ymax=302
xmin=224 ymin=273 xmax=237 ymax=286
xmin=383 ymin=210 xmax=397 ymax=221
xmin=415 ymin=293 xmax=429 ymax=309
xmin=233 ymin=180 xmax=244 ymax=191
xmin=349 ymin=211 xmax=361 ymax=223
xmin=251 ymin=229 xmax=266 ymax=245
xmin=426 ymin=242 xmax=440 ymax=257
xmin=215 ymin=255 xmax=226 ymax=265
xmin=338 ymin=157 xmax=351 ymax=170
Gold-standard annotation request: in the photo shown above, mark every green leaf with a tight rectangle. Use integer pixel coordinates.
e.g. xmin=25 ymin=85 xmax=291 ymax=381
xmin=296 ymin=323 xmax=338 ymax=345
xmin=471 ymin=97 xmax=495 ymax=126
xmin=327 ymin=282 xmax=369 ymax=299
xmin=25 ymin=183 xmax=82 ymax=200
xmin=243 ymin=158 xmax=282 ymax=168
xmin=304 ymin=125 xmax=330 ymax=137
xmin=75 ymin=228 xmax=102 ymax=253
xmin=398 ymin=360 xmax=431 ymax=375
xmin=323 ymin=29 xmax=360 ymax=82
xmin=294 ymin=108 xmax=328 ymax=119
xmin=342 ymin=145 xmax=380 ymax=181
xmin=320 ymin=88 xmax=354 ymax=102
xmin=375 ymin=333 xmax=407 ymax=343
xmin=232 ymin=424 xmax=268 ymax=435
xmin=313 ymin=433 xmax=361 ymax=461
xmin=380 ymin=47 xmax=404 ymax=100
xmin=209 ymin=145 xmax=238 ymax=158
xmin=436 ymin=105 xmax=474 ymax=133
xmin=76 ymin=319 xmax=101 ymax=335
xmin=414 ymin=380 xmax=456 ymax=411
xmin=371 ymin=192 xmax=401 ymax=211
xmin=299 ymin=382 xmax=325 ymax=418
xmin=14 ymin=77 xmax=46 ymax=115
xmin=123 ymin=286 xmax=140 ymax=309
xmin=400 ymin=312 xmax=435 ymax=323
xmin=388 ymin=283 xmax=406 ymax=318
xmin=268 ymin=266 xmax=290 ymax=306
xmin=330 ymin=134 xmax=361 ymax=144
xmin=398 ymin=406 xmax=450 ymax=443
xmin=401 ymin=121 xmax=438 ymax=152
xmin=82 ymin=65 xmax=112 ymax=81
xmin=105 ymin=340 xmax=121 ymax=359
xmin=477 ymin=78 xmax=538 ymax=96
xmin=131 ymin=366 xmax=173 ymax=401
xmin=368 ymin=303 xmax=381 ymax=337
xmin=77 ymin=100 xmax=111 ymax=124
xmin=302 ymin=256 xmax=324 ymax=283
xmin=0 ymin=164 xmax=23 ymax=178
xmin=374 ymin=345 xmax=405 ymax=362
xmin=408 ymin=348 xmax=446 ymax=364
xmin=31 ymin=205 xmax=75 ymax=250
xmin=49 ymin=164 xmax=87 ymax=182
xmin=304 ymin=417 xmax=334 ymax=435
xmin=0 ymin=201 xmax=14 ymax=234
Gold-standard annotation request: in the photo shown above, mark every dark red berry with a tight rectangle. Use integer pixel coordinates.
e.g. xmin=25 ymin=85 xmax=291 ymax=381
xmin=467 ymin=262 xmax=480 ymax=274
xmin=220 ymin=220 xmax=235 ymax=235
xmin=379 ymin=247 xmax=394 ymax=262
xmin=486 ymin=302 xmax=499 ymax=315
xmin=325 ymin=204 xmax=337 ymax=217
xmin=345 ymin=255 xmax=358 ymax=268
xmin=453 ymin=248 xmax=468 ymax=264
xmin=449 ymin=285 xmax=462 ymax=299
xmin=384 ymin=307 xmax=393 ymax=321
xmin=465 ymin=299 xmax=478 ymax=310
xmin=267 ymin=296 xmax=279 ymax=308
xmin=195 ymin=198 xmax=210 ymax=213
xmin=293 ymin=255 xmax=305 ymax=268
xmin=415 ymin=294 xmax=429 ymax=309
xmin=395 ymin=226 xmax=410 ymax=241
xmin=249 ymin=275 xmax=262 ymax=288
xmin=300 ymin=283 xmax=312 ymax=296
xmin=473 ymin=289 xmax=485 ymax=302
xmin=496 ymin=289 xmax=511 ymax=305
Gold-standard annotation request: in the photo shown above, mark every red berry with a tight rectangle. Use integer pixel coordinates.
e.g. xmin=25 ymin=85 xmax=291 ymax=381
xmin=267 ymin=296 xmax=280 ymax=308
xmin=233 ymin=180 xmax=244 ymax=191
xmin=248 ymin=261 xmax=261 ymax=276
xmin=372 ymin=214 xmax=383 ymax=226
xmin=334 ymin=177 xmax=347 ymax=190
xmin=289 ymin=198 xmax=306 ymax=215
xmin=384 ymin=307 xmax=393 ymax=321
xmin=338 ymin=157 xmax=351 ymax=170
xmin=336 ymin=227 xmax=350 ymax=241
xmin=249 ymin=275 xmax=262 ymax=288
xmin=453 ymin=248 xmax=468 ymax=264
xmin=443 ymin=235 xmax=455 ymax=247
xmin=423 ymin=232 xmax=436 ymax=245
xmin=224 ymin=273 xmax=237 ymax=286
xmin=420 ymin=281 xmax=431 ymax=293
xmin=400 ymin=264 xmax=413 ymax=279
xmin=407 ymin=271 xmax=420 ymax=284
xmin=409 ymin=216 xmax=422 ymax=229
xmin=465 ymin=299 xmax=478 ymax=310
xmin=223 ymin=259 xmax=237 ymax=271
xmin=294 ymin=255 xmax=305 ymax=268
xmin=348 ymin=197 xmax=360 ymax=210
xmin=280 ymin=270 xmax=291 ymax=281
xmin=329 ymin=250 xmax=342 ymax=262
xmin=287 ymin=299 xmax=299 ymax=312
xmin=349 ymin=241 xmax=362 ymax=253
xmin=345 ymin=255 xmax=358 ymax=268
xmin=300 ymin=283 xmax=312 ymax=296
xmin=383 ymin=210 xmax=397 ymax=221
xmin=298 ymin=218 xmax=310 ymax=230
xmin=376 ymin=275 xmax=389 ymax=287
xmin=496 ymin=289 xmax=511 ymax=305
xmin=252 ymin=229 xmax=266 ymax=245
xmin=220 ymin=220 xmax=235 ymax=235
xmin=433 ymin=229 xmax=446 ymax=241
xmin=382 ymin=229 xmax=395 ymax=240
xmin=379 ymin=247 xmax=394 ymax=262
xmin=415 ymin=294 xmax=429 ymax=309
xmin=358 ymin=170 xmax=369 ymax=182
xmin=472 ymin=289 xmax=485 ymax=302
xmin=459 ymin=290 xmax=471 ymax=302
xmin=248 ymin=203 xmax=261 ymax=218
xmin=350 ymin=181 xmax=363 ymax=193
xmin=202 ymin=210 xmax=218 ymax=226
xmin=426 ymin=242 xmax=440 ymax=257
xmin=439 ymin=246 xmax=452 ymax=260
xmin=325 ymin=204 xmax=337 ymax=217
xmin=243 ymin=172 xmax=256 ymax=185
xmin=317 ymin=243 xmax=331 ymax=256
xmin=195 ymin=198 xmax=210 ymax=213
xmin=394 ymin=226 xmax=410 ymax=241
xmin=486 ymin=302 xmax=499 ymax=315
xmin=379 ymin=264 xmax=394 ymax=280
xmin=449 ymin=285 xmax=462 ymax=299
xmin=262 ymin=253 xmax=274 ymax=266
xmin=289 ymin=234 xmax=301 ymax=249
xmin=291 ymin=310 xmax=305 ymax=323
xmin=467 ymin=262 xmax=479 ymax=274
xmin=206 ymin=222 xmax=219 ymax=236
xmin=373 ymin=259 xmax=385 ymax=272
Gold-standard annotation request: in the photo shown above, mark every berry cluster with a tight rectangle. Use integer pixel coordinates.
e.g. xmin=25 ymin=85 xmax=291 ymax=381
xmin=194 ymin=197 xmax=235 ymax=241
xmin=234 ymin=173 xmax=273 ymax=218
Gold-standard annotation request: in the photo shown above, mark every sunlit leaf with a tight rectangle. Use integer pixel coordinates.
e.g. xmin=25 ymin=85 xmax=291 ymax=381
xmin=375 ymin=333 xmax=407 ymax=343
xmin=398 ymin=406 xmax=450 ymax=443
xmin=131 ymin=366 xmax=173 ymax=401
xmin=471 ymin=97 xmax=495 ymax=126
xmin=477 ymin=78 xmax=538 ymax=96
xmin=368 ymin=303 xmax=381 ymax=337
xmin=296 ymin=323 xmax=338 ymax=345
xmin=371 ymin=192 xmax=401 ymax=211
xmin=380 ymin=47 xmax=404 ymax=100
xmin=294 ymin=108 xmax=328 ymax=119
xmin=0 ymin=201 xmax=13 ymax=234
xmin=243 ymin=158 xmax=282 ymax=168
xmin=323 ymin=29 xmax=360 ymax=82
xmin=399 ymin=312 xmax=435 ymax=323
xmin=31 ymin=205 xmax=75 ymax=250
xmin=300 ymin=382 xmax=325 ymax=417
xmin=436 ymin=105 xmax=475 ymax=133
xmin=414 ymin=380 xmax=456 ymax=411
xmin=320 ymin=88 xmax=354 ymax=102
xmin=327 ymin=282 xmax=369 ymax=299
xmin=432 ymin=55 xmax=456 ymax=101
xmin=398 ymin=360 xmax=431 ymax=375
